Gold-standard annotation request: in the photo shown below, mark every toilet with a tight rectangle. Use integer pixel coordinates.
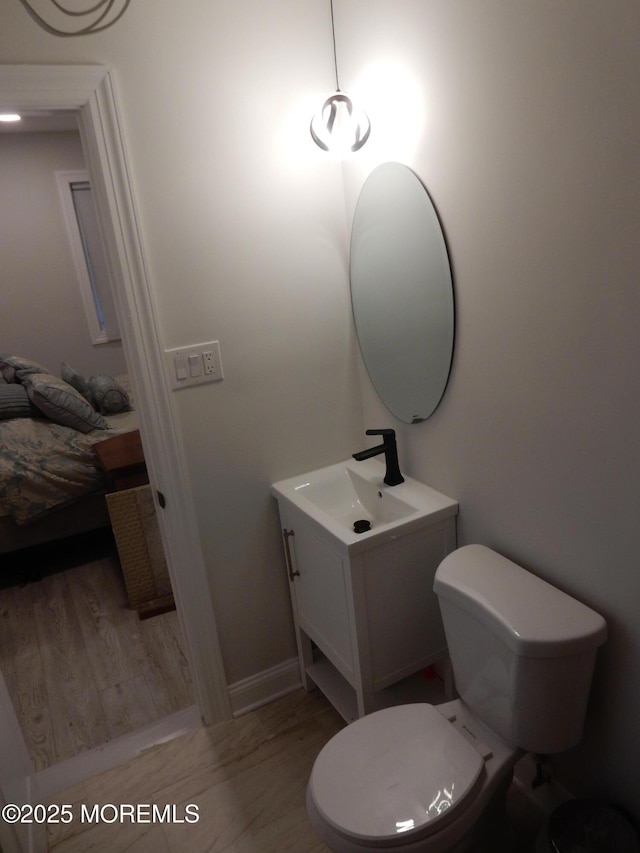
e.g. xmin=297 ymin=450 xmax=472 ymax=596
xmin=306 ymin=544 xmax=607 ymax=853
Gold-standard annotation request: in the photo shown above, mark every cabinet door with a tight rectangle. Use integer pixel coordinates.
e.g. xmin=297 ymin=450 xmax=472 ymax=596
xmin=362 ymin=521 xmax=451 ymax=689
xmin=286 ymin=514 xmax=354 ymax=680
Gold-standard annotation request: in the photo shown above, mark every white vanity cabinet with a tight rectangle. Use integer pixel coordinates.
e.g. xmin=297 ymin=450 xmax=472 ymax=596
xmin=272 ymin=466 xmax=458 ymax=722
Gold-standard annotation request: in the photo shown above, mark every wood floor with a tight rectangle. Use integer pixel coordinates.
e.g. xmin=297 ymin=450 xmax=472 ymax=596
xmin=0 ymin=552 xmax=194 ymax=771
xmin=44 ymin=688 xmax=545 ymax=852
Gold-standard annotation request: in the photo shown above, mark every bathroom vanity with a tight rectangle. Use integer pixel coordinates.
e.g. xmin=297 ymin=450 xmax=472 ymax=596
xmin=271 ymin=459 xmax=458 ymax=721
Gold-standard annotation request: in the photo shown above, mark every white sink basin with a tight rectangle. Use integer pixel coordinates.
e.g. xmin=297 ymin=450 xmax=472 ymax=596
xmin=271 ymin=458 xmax=458 ymax=549
xmin=294 ymin=465 xmax=414 ymax=526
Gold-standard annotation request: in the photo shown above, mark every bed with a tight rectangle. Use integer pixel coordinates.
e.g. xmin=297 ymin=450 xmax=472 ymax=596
xmin=0 ymin=354 xmax=138 ymax=556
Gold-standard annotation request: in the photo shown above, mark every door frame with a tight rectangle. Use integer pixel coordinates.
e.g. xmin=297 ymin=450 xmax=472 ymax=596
xmin=77 ymin=65 xmax=232 ymax=723
xmin=0 ymin=64 xmax=231 ymax=747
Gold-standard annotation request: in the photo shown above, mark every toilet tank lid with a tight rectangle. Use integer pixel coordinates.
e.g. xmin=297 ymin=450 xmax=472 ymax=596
xmin=434 ymin=545 xmax=607 ymax=658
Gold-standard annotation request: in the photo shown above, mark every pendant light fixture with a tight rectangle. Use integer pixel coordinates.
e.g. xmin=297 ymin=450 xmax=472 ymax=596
xmin=310 ymin=0 xmax=370 ymax=153
xmin=17 ymin=0 xmax=130 ymax=36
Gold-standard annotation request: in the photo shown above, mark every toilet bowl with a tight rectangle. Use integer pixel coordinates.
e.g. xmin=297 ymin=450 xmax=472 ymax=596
xmin=306 ymin=545 xmax=607 ymax=853
xmin=308 ymin=699 xmax=520 ymax=852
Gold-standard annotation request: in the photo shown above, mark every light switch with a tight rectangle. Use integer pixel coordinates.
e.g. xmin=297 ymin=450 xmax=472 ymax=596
xmin=165 ymin=341 xmax=225 ymax=390
xmin=188 ymin=353 xmax=203 ymax=377
xmin=174 ymin=355 xmax=188 ymax=381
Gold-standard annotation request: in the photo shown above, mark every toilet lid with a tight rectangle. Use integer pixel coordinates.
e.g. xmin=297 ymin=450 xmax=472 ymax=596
xmin=309 ymin=704 xmax=485 ymax=846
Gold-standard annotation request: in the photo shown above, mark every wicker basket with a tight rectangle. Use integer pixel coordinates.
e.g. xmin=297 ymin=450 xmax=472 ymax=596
xmin=106 ymin=485 xmax=171 ymax=608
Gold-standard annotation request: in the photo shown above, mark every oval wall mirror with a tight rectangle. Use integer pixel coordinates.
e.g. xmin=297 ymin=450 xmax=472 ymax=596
xmin=350 ymin=162 xmax=455 ymax=423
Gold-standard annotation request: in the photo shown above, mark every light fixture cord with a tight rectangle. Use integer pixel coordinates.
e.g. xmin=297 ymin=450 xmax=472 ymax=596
xmin=330 ymin=0 xmax=341 ymax=92
xmin=17 ymin=0 xmax=131 ymax=36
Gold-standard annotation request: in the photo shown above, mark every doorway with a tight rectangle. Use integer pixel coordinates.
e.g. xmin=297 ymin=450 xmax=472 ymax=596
xmin=0 ymin=122 xmax=196 ymax=766
xmin=0 ymin=63 xmax=231 ymax=832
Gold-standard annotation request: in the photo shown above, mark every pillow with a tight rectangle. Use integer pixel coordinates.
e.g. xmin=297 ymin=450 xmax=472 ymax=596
xmin=0 ymin=354 xmax=49 ymax=383
xmin=24 ymin=373 xmax=109 ymax=433
xmin=0 ymin=384 xmax=38 ymax=420
xmin=61 ymin=362 xmax=94 ymax=404
xmin=87 ymin=374 xmax=131 ymax=415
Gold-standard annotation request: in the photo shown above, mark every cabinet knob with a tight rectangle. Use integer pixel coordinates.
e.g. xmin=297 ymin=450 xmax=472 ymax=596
xmin=282 ymin=528 xmax=300 ymax=581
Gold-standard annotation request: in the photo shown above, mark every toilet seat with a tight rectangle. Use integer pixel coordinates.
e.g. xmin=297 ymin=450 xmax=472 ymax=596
xmin=308 ymin=704 xmax=488 ymax=848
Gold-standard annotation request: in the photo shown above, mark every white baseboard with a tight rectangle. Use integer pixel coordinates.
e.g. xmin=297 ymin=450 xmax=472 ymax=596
xmin=228 ymin=658 xmax=302 ymax=717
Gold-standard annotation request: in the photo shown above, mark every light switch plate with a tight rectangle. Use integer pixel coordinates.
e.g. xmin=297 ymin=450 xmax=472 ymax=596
xmin=165 ymin=341 xmax=224 ymax=390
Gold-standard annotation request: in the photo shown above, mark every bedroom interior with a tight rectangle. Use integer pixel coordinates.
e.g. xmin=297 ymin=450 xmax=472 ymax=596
xmin=0 ymin=123 xmax=194 ymax=772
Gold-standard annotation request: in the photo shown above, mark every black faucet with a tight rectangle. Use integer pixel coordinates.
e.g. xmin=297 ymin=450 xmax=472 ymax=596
xmin=352 ymin=429 xmax=405 ymax=486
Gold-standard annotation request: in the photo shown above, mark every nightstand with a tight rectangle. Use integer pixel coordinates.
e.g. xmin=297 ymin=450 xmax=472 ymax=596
xmin=93 ymin=429 xmax=148 ymax=491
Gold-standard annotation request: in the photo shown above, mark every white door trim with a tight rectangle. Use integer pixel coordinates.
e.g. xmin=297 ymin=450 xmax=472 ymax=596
xmin=0 ymin=67 xmax=232 ymax=734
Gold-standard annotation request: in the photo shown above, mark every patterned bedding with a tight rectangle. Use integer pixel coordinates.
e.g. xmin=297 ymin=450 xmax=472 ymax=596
xmin=0 ymin=356 xmax=140 ymax=525
xmin=0 ymin=405 xmax=138 ymax=525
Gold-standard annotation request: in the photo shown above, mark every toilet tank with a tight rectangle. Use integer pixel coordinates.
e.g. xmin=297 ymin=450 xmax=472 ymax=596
xmin=434 ymin=545 xmax=607 ymax=754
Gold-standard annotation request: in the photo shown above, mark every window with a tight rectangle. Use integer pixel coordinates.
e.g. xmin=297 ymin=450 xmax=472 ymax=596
xmin=56 ymin=169 xmax=120 ymax=344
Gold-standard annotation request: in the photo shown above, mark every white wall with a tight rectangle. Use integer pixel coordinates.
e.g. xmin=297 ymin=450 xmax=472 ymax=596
xmin=341 ymin=0 xmax=640 ymax=818
xmin=0 ymin=131 xmax=126 ymax=377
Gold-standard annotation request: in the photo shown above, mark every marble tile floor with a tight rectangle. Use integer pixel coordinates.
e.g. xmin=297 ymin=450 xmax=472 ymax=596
xmin=45 ymin=688 xmax=544 ymax=852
